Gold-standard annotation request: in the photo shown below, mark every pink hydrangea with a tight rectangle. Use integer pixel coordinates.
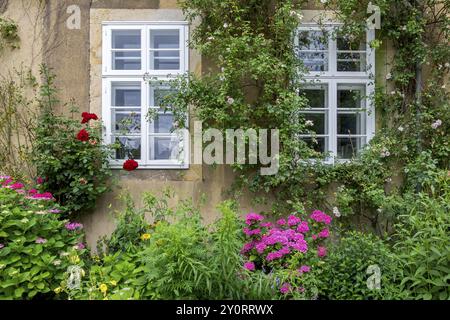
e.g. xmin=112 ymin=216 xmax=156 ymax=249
xmin=245 ymin=212 xmax=264 ymax=225
xmin=243 ymin=227 xmax=261 ymax=236
xmin=260 ymin=222 xmax=272 ymax=228
xmin=310 ymin=210 xmax=332 ymax=225
xmin=318 ymin=228 xmax=330 ymax=238
xmin=28 ymin=189 xmax=38 ymax=195
xmin=287 ymin=215 xmax=301 ymax=226
xmin=276 ymin=218 xmax=286 ymax=226
xmin=317 ymin=246 xmax=327 ymax=258
xmin=244 ymin=261 xmax=255 ymax=271
xmin=8 ymin=182 xmax=24 ymax=190
xmin=296 ymin=221 xmax=309 ymax=233
xmin=65 ymin=222 xmax=83 ymax=231
xmin=240 ymin=241 xmax=255 ymax=254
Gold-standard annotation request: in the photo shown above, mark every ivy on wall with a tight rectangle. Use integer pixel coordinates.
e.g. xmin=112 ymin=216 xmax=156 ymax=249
xmin=0 ymin=17 xmax=19 ymax=51
xmin=168 ymin=0 xmax=449 ymax=235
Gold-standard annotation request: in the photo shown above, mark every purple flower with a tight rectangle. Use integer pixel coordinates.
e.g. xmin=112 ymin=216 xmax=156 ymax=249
xmin=280 ymin=283 xmax=291 ymax=294
xmin=260 ymin=222 xmax=272 ymax=228
xmin=298 ymin=265 xmax=311 ymax=274
xmin=255 ymin=242 xmax=267 ymax=254
xmin=296 ymin=221 xmax=309 ymax=233
xmin=0 ymin=243 xmax=4 ymax=249
xmin=244 ymin=261 xmax=255 ymax=271
xmin=276 ymin=219 xmax=286 ymax=226
xmin=77 ymin=242 xmax=85 ymax=250
xmin=36 ymin=237 xmax=47 ymax=244
xmin=287 ymin=215 xmax=301 ymax=226
xmin=310 ymin=210 xmax=332 ymax=225
xmin=245 ymin=212 xmax=264 ymax=225
xmin=8 ymin=182 xmax=24 ymax=190
xmin=240 ymin=241 xmax=255 ymax=253
xmin=48 ymin=209 xmax=62 ymax=214
xmin=317 ymin=246 xmax=327 ymax=258
xmin=318 ymin=228 xmax=330 ymax=238
xmin=65 ymin=222 xmax=83 ymax=231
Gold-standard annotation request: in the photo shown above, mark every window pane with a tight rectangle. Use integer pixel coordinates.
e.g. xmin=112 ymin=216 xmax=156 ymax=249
xmin=150 ymin=30 xmax=180 ymax=49
xmin=302 ymin=113 xmax=326 ymax=134
xmin=337 ymin=36 xmax=365 ymax=51
xmin=112 ymin=83 xmax=141 ymax=106
xmin=337 ymin=52 xmax=366 ymax=72
xmin=150 ymin=50 xmax=180 ymax=70
xmin=299 ymin=53 xmax=328 ymax=72
xmin=298 ymin=31 xmax=328 ymax=50
xmin=112 ymin=51 xmax=141 ymax=70
xmin=112 ymin=30 xmax=141 ymax=49
xmin=300 ymin=87 xmax=328 ymax=108
xmin=337 ymin=137 xmax=366 ymax=159
xmin=150 ymin=137 xmax=179 ymax=160
xmin=337 ymin=85 xmax=366 ymax=109
xmin=153 ymin=88 xmax=176 ymax=107
xmin=112 ymin=109 xmax=141 ymax=134
xmin=301 ymin=137 xmax=327 ymax=153
xmin=113 ymin=137 xmax=141 ymax=160
xmin=154 ymin=113 xmax=175 ymax=133
xmin=336 ymin=35 xmax=366 ymax=72
xmin=298 ymin=30 xmax=328 ymax=72
xmin=337 ymin=113 xmax=366 ymax=135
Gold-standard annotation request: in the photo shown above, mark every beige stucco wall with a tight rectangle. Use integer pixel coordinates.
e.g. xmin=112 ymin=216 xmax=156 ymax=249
xmin=1 ymin=1 xmax=394 ymax=249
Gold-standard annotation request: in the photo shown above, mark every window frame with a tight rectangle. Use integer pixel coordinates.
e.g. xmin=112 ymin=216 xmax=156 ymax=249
xmin=296 ymin=24 xmax=376 ymax=164
xmin=102 ymin=22 xmax=190 ymax=169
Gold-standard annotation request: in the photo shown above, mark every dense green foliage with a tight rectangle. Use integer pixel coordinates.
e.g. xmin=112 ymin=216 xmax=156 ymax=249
xmin=318 ymin=231 xmax=404 ymax=300
xmin=0 ymin=178 xmax=85 ymax=299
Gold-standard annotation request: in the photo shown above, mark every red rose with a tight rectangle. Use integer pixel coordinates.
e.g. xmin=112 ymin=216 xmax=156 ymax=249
xmin=76 ymin=129 xmax=89 ymax=142
xmin=123 ymin=159 xmax=139 ymax=171
xmin=81 ymin=112 xmax=99 ymax=124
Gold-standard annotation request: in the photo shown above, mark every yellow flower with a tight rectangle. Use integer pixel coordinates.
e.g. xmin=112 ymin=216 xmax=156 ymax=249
xmin=110 ymin=280 xmax=117 ymax=286
xmin=54 ymin=287 xmax=62 ymax=294
xmin=99 ymin=283 xmax=108 ymax=293
xmin=69 ymin=255 xmax=80 ymax=264
xmin=140 ymin=233 xmax=151 ymax=241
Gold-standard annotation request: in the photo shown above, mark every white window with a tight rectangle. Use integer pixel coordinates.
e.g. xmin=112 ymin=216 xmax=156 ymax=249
xmin=296 ymin=25 xmax=375 ymax=163
xmin=102 ymin=23 xmax=189 ymax=169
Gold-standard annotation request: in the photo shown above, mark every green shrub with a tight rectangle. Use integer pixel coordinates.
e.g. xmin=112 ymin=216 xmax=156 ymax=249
xmin=317 ymin=231 xmax=403 ymax=300
xmin=394 ymin=189 xmax=450 ymax=300
xmin=0 ymin=177 xmax=85 ymax=299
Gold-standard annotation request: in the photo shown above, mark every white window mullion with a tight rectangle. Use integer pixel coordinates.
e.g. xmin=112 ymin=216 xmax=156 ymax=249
xmin=366 ymin=81 xmax=376 ymax=140
xmin=328 ymin=80 xmax=337 ymax=163
xmin=329 ymin=29 xmax=337 ymax=74
xmin=141 ymin=80 xmax=148 ymax=166
xmin=102 ymin=78 xmax=111 ymax=146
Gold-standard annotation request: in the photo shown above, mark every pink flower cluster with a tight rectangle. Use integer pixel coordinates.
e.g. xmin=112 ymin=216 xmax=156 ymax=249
xmin=241 ymin=210 xmax=332 ymax=275
xmin=1 ymin=176 xmax=55 ymax=201
xmin=310 ymin=210 xmax=332 ymax=225
xmin=65 ymin=222 xmax=83 ymax=231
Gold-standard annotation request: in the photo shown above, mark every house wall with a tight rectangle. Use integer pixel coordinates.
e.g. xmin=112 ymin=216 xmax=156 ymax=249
xmin=0 ymin=0 xmax=392 ymax=249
